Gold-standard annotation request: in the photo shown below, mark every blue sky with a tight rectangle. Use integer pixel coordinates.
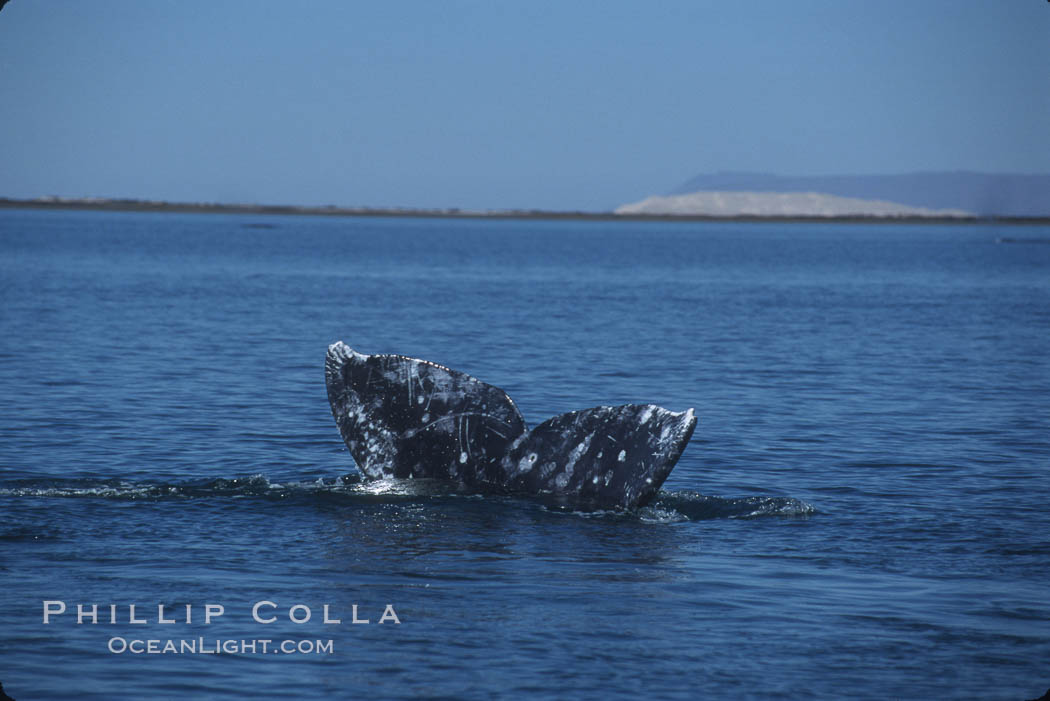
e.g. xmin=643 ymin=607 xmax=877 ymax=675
xmin=0 ymin=0 xmax=1046 ymax=211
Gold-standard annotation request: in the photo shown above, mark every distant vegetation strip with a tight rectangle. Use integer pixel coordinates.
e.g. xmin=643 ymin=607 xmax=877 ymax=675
xmin=2 ymin=197 xmax=1048 ymax=224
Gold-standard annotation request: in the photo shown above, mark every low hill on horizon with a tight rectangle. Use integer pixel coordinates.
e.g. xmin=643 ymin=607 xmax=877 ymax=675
xmin=615 ymin=191 xmax=972 ymax=218
xmin=665 ymin=171 xmax=1050 ymax=217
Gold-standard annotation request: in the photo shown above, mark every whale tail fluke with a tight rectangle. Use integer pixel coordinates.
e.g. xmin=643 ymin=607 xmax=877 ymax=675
xmin=325 ymin=341 xmax=526 ymax=482
xmin=325 ymin=342 xmax=696 ymax=509
xmin=496 ymin=404 xmax=695 ymax=509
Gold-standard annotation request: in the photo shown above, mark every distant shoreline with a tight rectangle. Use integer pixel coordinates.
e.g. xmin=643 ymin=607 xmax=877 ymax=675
xmin=2 ymin=197 xmax=1048 ymax=225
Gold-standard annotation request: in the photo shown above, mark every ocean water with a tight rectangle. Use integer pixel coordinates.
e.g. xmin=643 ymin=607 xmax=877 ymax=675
xmin=1 ymin=209 xmax=1048 ymax=700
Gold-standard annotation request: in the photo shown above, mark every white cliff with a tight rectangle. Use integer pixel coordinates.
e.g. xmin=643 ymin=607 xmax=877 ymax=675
xmin=615 ymin=190 xmax=973 ymax=217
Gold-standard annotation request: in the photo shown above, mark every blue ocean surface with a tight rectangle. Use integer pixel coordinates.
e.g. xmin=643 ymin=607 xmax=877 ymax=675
xmin=1 ymin=209 xmax=1048 ymax=700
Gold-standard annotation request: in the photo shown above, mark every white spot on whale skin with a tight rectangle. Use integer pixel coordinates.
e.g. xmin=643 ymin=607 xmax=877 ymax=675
xmin=618 ymin=450 xmax=626 ymax=462
xmin=645 ymin=477 xmax=652 ymax=485
xmin=417 ymin=396 xmax=424 ymax=404
xmin=566 ymin=436 xmax=592 ymax=472
xmin=592 ymin=475 xmax=599 ymax=484
xmin=517 ymin=452 xmax=538 ymax=474
xmin=459 ymin=452 xmax=467 ymax=464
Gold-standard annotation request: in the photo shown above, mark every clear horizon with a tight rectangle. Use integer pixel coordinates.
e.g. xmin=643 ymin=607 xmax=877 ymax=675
xmin=1 ymin=1 xmax=1047 ymax=211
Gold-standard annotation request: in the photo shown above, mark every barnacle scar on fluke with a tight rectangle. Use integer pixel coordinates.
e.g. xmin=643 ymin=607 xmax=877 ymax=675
xmin=325 ymin=341 xmax=697 ymax=509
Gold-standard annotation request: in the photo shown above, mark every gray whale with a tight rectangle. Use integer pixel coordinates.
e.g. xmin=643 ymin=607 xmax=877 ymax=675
xmin=325 ymin=341 xmax=696 ymax=509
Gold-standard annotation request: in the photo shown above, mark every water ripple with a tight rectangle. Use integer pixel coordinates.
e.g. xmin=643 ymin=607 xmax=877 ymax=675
xmin=0 ymin=475 xmax=815 ymax=521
